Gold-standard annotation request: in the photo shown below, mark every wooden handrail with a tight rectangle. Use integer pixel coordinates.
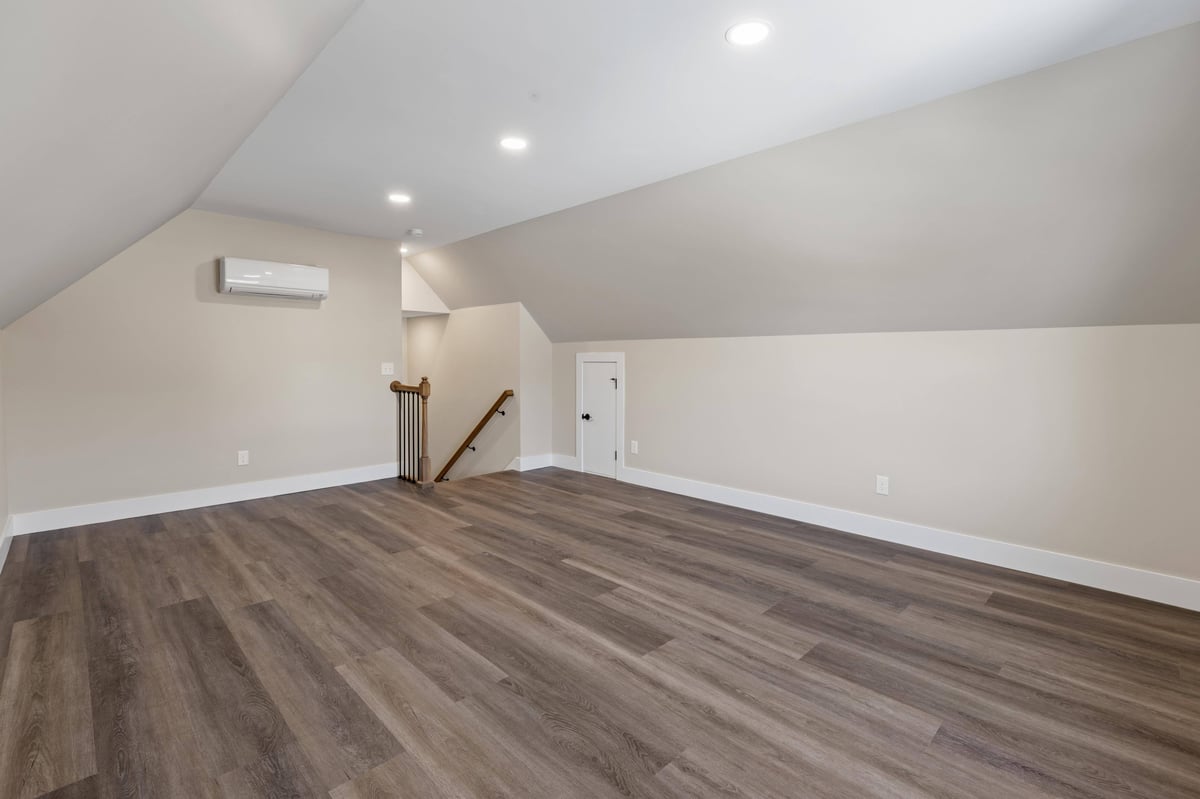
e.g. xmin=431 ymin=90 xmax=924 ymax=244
xmin=435 ymin=389 xmax=514 ymax=482
xmin=390 ymin=381 xmax=422 ymax=393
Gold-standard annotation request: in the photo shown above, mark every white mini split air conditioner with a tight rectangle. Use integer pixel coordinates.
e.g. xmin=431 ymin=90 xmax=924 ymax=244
xmin=219 ymin=257 xmax=329 ymax=300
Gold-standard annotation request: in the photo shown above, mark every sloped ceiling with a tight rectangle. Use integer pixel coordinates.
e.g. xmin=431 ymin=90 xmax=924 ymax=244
xmin=196 ymin=0 xmax=1200 ymax=257
xmin=0 ymin=0 xmax=361 ymax=327
xmin=412 ymin=24 xmax=1200 ymax=342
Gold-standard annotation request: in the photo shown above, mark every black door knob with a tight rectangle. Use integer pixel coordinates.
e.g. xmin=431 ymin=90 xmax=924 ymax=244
xmin=581 ymin=413 xmax=592 ymax=420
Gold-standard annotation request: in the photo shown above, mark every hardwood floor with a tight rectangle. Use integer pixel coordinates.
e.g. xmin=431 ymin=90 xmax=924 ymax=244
xmin=1 ymin=466 xmax=1198 ymax=798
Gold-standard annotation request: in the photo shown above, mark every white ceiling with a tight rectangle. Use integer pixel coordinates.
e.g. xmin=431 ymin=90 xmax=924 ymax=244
xmin=411 ymin=24 xmax=1200 ymax=341
xmin=197 ymin=0 xmax=1200 ymax=256
xmin=0 ymin=0 xmax=361 ymax=327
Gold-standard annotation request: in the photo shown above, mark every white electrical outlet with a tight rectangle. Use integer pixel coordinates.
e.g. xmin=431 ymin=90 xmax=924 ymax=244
xmin=630 ymin=440 xmax=639 ymax=455
xmin=875 ymin=475 xmax=889 ymax=495
xmin=381 ymin=362 xmax=395 ymax=376
xmin=237 ymin=450 xmax=250 ymax=466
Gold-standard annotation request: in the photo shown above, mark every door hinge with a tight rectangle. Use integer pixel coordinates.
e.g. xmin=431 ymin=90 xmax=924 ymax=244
xmin=611 ymin=377 xmax=618 ymax=390
xmin=614 ymin=450 xmax=618 ymax=460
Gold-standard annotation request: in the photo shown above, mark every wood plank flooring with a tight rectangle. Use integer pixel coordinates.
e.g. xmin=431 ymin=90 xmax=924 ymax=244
xmin=1 ymin=466 xmax=1198 ymax=798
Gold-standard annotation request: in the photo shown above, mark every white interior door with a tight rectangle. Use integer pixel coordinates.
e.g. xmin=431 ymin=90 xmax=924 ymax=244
xmin=580 ymin=360 xmax=618 ymax=478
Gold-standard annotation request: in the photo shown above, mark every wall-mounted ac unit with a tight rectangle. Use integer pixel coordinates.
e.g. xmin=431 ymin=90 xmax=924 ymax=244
xmin=219 ymin=257 xmax=329 ymax=300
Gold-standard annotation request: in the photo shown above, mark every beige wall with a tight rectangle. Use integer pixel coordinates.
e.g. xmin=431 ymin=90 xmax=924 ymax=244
xmin=406 ymin=304 xmax=521 ymax=479
xmin=0 ymin=330 xmax=8 ymax=526
xmin=401 ymin=261 xmax=449 ymax=315
xmin=554 ymin=325 xmax=1200 ymax=580
xmin=519 ymin=305 xmax=553 ymax=460
xmin=3 ymin=209 xmax=404 ymax=513
xmin=405 ymin=313 xmax=448 ymax=386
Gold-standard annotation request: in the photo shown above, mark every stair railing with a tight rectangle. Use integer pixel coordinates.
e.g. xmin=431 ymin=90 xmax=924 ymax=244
xmin=435 ymin=389 xmax=514 ymax=482
xmin=390 ymin=377 xmax=433 ymax=489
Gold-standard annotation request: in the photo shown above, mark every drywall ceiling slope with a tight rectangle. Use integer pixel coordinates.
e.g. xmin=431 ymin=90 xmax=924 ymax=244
xmin=196 ymin=0 xmax=1200 ymax=256
xmin=401 ymin=260 xmax=450 ymax=317
xmin=0 ymin=0 xmax=362 ymax=327
xmin=411 ymin=23 xmax=1200 ymax=342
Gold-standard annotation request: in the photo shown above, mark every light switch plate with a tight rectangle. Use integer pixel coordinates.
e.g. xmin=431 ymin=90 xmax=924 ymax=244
xmin=381 ymin=362 xmax=395 ymax=376
xmin=630 ymin=440 xmax=639 ymax=455
xmin=875 ymin=475 xmax=889 ymax=495
xmin=237 ymin=450 xmax=250 ymax=466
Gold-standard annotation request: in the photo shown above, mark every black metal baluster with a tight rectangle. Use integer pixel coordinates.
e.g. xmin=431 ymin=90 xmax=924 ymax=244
xmin=404 ymin=392 xmax=411 ymax=481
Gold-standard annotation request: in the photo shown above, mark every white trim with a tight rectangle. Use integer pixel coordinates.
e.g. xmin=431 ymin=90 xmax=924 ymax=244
xmin=508 ymin=454 xmax=555 ymax=472
xmin=13 ymin=455 xmax=1194 ymax=611
xmin=575 ymin=351 xmax=626 ymax=479
xmin=0 ymin=515 xmax=14 ymax=574
xmin=619 ymin=465 xmax=1200 ymax=613
xmin=11 ymin=462 xmax=399 ymax=536
xmin=551 ymin=454 xmax=580 ymax=470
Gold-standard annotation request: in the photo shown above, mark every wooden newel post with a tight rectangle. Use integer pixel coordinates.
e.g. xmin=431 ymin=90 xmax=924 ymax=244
xmin=417 ymin=377 xmax=433 ymax=490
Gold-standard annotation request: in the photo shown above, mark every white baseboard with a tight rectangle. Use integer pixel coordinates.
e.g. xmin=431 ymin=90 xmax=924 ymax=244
xmin=11 ymin=454 xmax=1198 ymax=611
xmin=0 ymin=515 xmax=13 ymax=574
xmin=11 ymin=462 xmax=399 ymax=537
xmin=611 ymin=464 xmax=1200 ymax=612
xmin=509 ymin=454 xmax=555 ymax=472
xmin=551 ymin=454 xmax=580 ymax=470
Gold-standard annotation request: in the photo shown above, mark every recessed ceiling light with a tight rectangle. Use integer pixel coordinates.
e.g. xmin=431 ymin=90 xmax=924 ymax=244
xmin=399 ymin=245 xmax=409 ymax=255
xmin=388 ymin=193 xmax=412 ymax=204
xmin=725 ymin=20 xmax=772 ymax=46
xmin=499 ymin=136 xmax=528 ymax=151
